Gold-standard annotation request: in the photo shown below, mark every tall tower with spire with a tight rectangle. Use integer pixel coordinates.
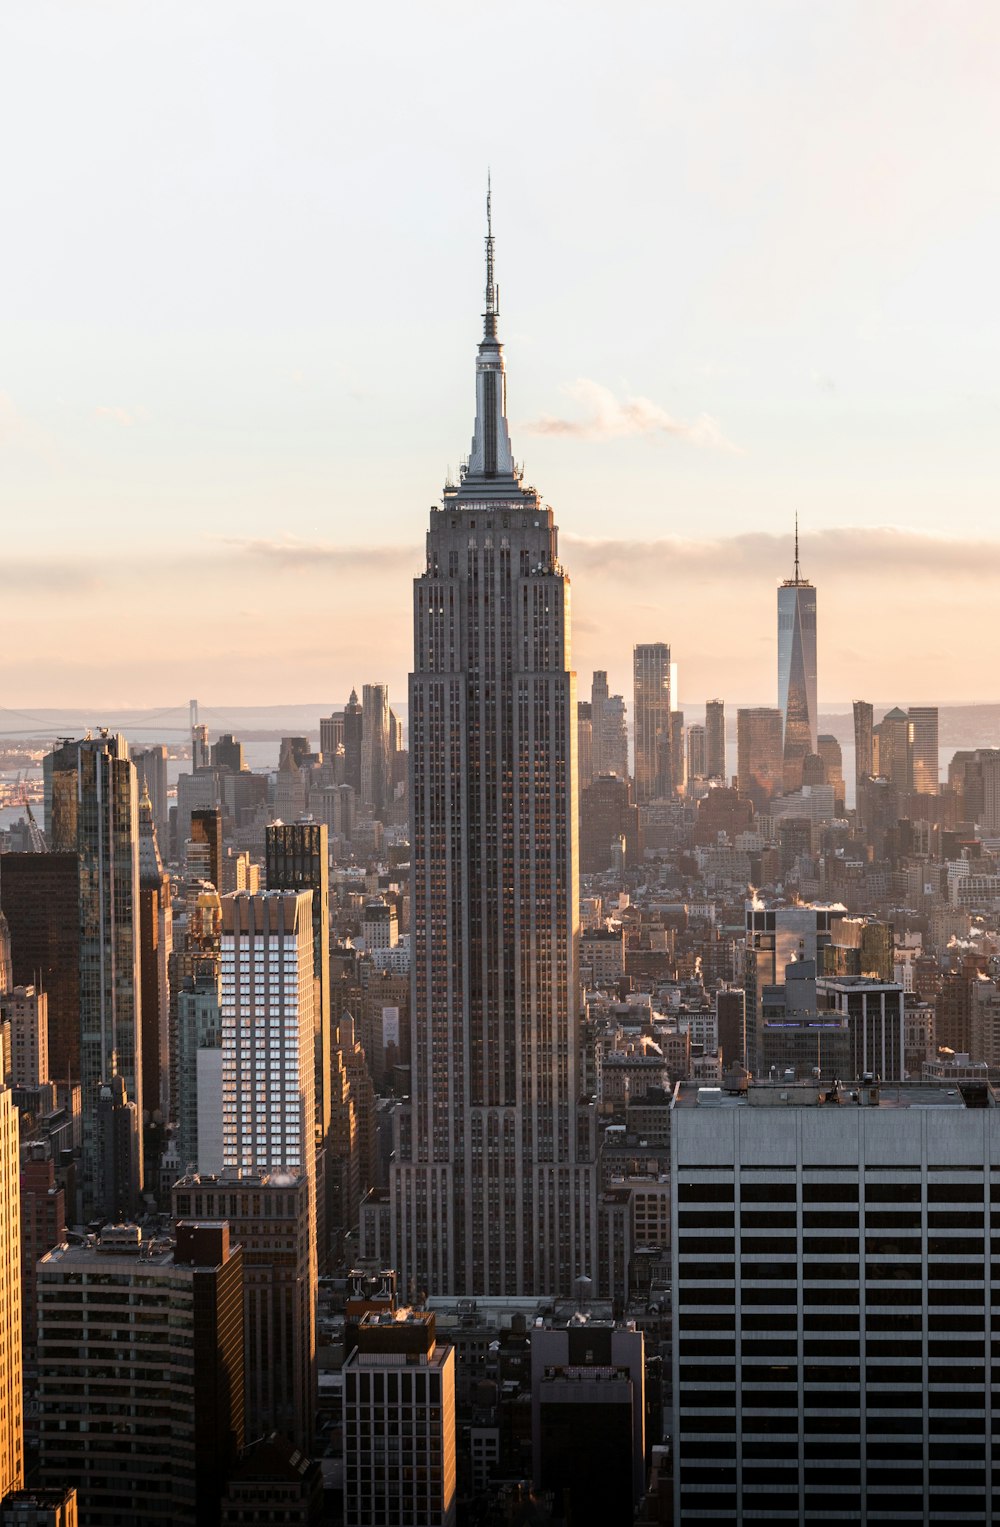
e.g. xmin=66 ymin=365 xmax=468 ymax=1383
xmin=390 ymin=189 xmax=598 ymax=1298
xmin=777 ymin=515 xmax=818 ymax=792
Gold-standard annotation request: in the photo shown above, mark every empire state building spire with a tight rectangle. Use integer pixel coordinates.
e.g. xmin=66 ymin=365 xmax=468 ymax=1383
xmin=459 ymin=178 xmax=518 ymax=492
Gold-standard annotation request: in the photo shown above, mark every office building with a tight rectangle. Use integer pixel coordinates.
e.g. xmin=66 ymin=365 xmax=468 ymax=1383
xmin=577 ymin=701 xmax=594 ymax=794
xmin=0 ymin=855 xmax=80 ymax=1087
xmin=175 ymin=976 xmax=223 ymax=1173
xmin=736 ymin=707 xmax=783 ymax=812
xmin=816 ymin=975 xmax=906 ymax=1080
xmin=590 ymin=672 xmax=609 ymax=776
xmin=0 ymin=1489 xmax=77 ymax=1527
xmin=266 ymin=823 xmax=332 ymax=1267
xmin=343 ymin=1310 xmax=456 ymax=1527
xmin=744 ymin=900 xmax=846 ymax=1073
xmin=361 ymin=684 xmax=391 ymax=817
xmin=172 ymin=1172 xmax=315 ymax=1453
xmin=0 ymin=1089 xmax=21 ymax=1499
xmin=580 ymin=774 xmax=641 ymax=874
xmin=633 ymin=642 xmax=672 ymax=802
xmin=777 ymin=523 xmax=818 ymax=790
xmin=531 ymin=1324 xmax=644 ymax=1527
xmin=211 ymin=734 xmax=246 ymax=774
xmin=391 ymin=198 xmax=598 ymax=1298
xmin=130 ymin=745 xmax=169 ymax=840
xmin=2 ymin=987 xmax=47 ymax=1089
xmin=219 ymin=1435 xmax=323 ymax=1526
xmin=187 ymin=806 xmax=222 ymax=890
xmin=220 ymin=891 xmax=315 ymax=1178
xmin=670 ymin=708 xmax=686 ymax=795
xmin=37 ymin=1222 xmax=243 ymax=1527
xmin=853 ymin=698 xmax=874 ymax=798
xmin=816 ymin=733 xmax=844 ymax=810
xmin=873 ymin=706 xmax=910 ymax=791
xmin=0 ymin=920 xmax=8 ymax=1001
xmin=705 ymin=698 xmax=726 ymax=780
xmin=908 ymin=705 xmax=940 ymax=795
xmin=19 ymin=1144 xmax=66 ymax=1367
xmin=671 ymin=1078 xmax=1000 ymax=1524
xmin=45 ymin=733 xmax=143 ymax=1217
xmin=138 ymin=787 xmax=171 ymax=1123
xmin=687 ymin=723 xmax=707 ymax=782
xmin=343 ymin=690 xmax=363 ymax=794
xmin=320 ymin=711 xmax=344 ymax=761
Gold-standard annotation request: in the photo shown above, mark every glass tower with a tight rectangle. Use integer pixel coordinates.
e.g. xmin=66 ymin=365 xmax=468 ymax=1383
xmin=777 ymin=521 xmax=818 ymax=788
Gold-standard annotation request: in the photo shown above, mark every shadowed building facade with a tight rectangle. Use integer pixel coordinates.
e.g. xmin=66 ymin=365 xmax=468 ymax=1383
xmin=390 ymin=193 xmax=598 ymax=1298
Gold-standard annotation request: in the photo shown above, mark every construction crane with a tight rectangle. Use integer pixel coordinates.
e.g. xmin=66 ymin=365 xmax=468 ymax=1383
xmin=14 ymin=771 xmax=47 ymax=853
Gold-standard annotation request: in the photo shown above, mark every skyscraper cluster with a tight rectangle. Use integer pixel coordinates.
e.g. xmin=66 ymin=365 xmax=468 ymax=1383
xmin=0 ymin=193 xmax=996 ymax=1527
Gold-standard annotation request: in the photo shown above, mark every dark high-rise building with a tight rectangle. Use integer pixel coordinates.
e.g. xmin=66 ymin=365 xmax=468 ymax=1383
xmin=670 ymin=709 xmax=685 ymax=796
xmin=736 ymin=707 xmax=784 ymax=813
xmin=853 ymin=698 xmax=874 ymax=798
xmin=188 ymin=806 xmax=223 ymax=891
xmin=777 ymin=521 xmax=818 ymax=791
xmin=45 ymin=733 xmax=143 ymax=1217
xmin=343 ymin=690 xmax=363 ymax=795
xmin=138 ymin=788 xmax=172 ymax=1125
xmin=211 ymin=734 xmax=245 ymax=774
xmin=37 ymin=1221 xmax=244 ymax=1527
xmin=580 ymin=775 xmax=642 ymax=874
xmin=577 ymin=702 xmax=594 ymax=794
xmin=0 ymin=855 xmax=80 ymax=1085
xmin=633 ymin=642 xmax=671 ymax=802
xmin=390 ymin=194 xmax=598 ymax=1298
xmin=705 ymin=698 xmax=726 ymax=780
xmin=361 ymin=684 xmax=391 ymax=816
xmin=590 ymin=671 xmax=609 ymax=777
xmin=266 ymin=822 xmax=332 ymax=1267
xmin=173 ymin=1173 xmax=315 ymax=1454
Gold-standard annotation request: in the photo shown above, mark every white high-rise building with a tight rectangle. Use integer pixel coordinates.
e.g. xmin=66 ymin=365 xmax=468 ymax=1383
xmin=220 ymin=891 xmax=315 ymax=1181
xmin=390 ymin=190 xmax=598 ymax=1298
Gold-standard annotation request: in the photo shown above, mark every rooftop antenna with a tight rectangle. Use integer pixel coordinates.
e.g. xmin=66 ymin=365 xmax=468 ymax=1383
xmin=484 ymin=170 xmax=498 ymax=340
xmin=794 ymin=512 xmax=800 ymax=583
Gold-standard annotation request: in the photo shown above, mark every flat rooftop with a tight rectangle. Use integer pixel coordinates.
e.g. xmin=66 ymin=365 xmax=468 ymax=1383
xmin=672 ymin=1080 xmax=991 ymax=1110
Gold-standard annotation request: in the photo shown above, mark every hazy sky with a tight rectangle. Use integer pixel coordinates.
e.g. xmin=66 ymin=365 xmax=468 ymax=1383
xmin=2 ymin=1 xmax=999 ymax=712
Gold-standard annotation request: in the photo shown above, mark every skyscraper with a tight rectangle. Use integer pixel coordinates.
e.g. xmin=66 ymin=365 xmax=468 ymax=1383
xmin=343 ymin=689 xmax=363 ymax=795
xmin=777 ymin=519 xmax=818 ymax=789
xmin=45 ymin=733 xmax=143 ymax=1216
xmin=361 ymin=684 xmax=391 ymax=817
xmin=0 ymin=1087 xmax=22 ymax=1498
xmin=266 ymin=822 xmax=332 ymax=1268
xmin=220 ymin=891 xmax=315 ymax=1184
xmin=686 ymin=723 xmax=707 ymax=781
xmin=705 ymin=698 xmax=726 ymax=780
xmin=736 ymin=707 xmax=784 ymax=812
xmin=391 ymin=192 xmax=597 ymax=1298
xmin=632 ymin=642 xmax=671 ymax=802
xmin=138 ymin=787 xmax=171 ymax=1124
xmin=908 ymin=705 xmax=940 ymax=795
xmin=0 ymin=855 xmax=80 ymax=1086
xmin=853 ymin=697 xmax=874 ymax=792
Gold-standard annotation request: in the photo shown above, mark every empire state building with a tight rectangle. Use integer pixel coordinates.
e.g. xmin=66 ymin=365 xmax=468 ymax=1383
xmin=390 ymin=196 xmax=598 ymax=1298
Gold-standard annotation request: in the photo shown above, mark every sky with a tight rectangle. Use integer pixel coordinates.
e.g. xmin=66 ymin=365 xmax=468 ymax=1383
xmin=2 ymin=1 xmax=1000 ymax=712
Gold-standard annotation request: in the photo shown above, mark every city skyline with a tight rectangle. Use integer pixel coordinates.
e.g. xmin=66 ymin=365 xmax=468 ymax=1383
xmin=3 ymin=5 xmax=1000 ymax=705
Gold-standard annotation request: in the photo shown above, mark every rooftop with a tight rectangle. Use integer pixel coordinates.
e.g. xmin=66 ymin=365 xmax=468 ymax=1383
xmin=672 ymin=1079 xmax=992 ymax=1110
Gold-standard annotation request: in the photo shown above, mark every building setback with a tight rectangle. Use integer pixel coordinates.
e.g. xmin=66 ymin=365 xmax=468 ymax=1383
xmin=390 ymin=194 xmax=598 ymax=1297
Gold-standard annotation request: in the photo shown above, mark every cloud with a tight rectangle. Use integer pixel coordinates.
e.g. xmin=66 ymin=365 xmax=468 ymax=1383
xmin=221 ymin=536 xmax=421 ymax=572
xmin=563 ymin=525 xmax=995 ymax=583
xmin=522 ymin=378 xmax=743 ymax=454
xmin=95 ymin=405 xmax=134 ymax=426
